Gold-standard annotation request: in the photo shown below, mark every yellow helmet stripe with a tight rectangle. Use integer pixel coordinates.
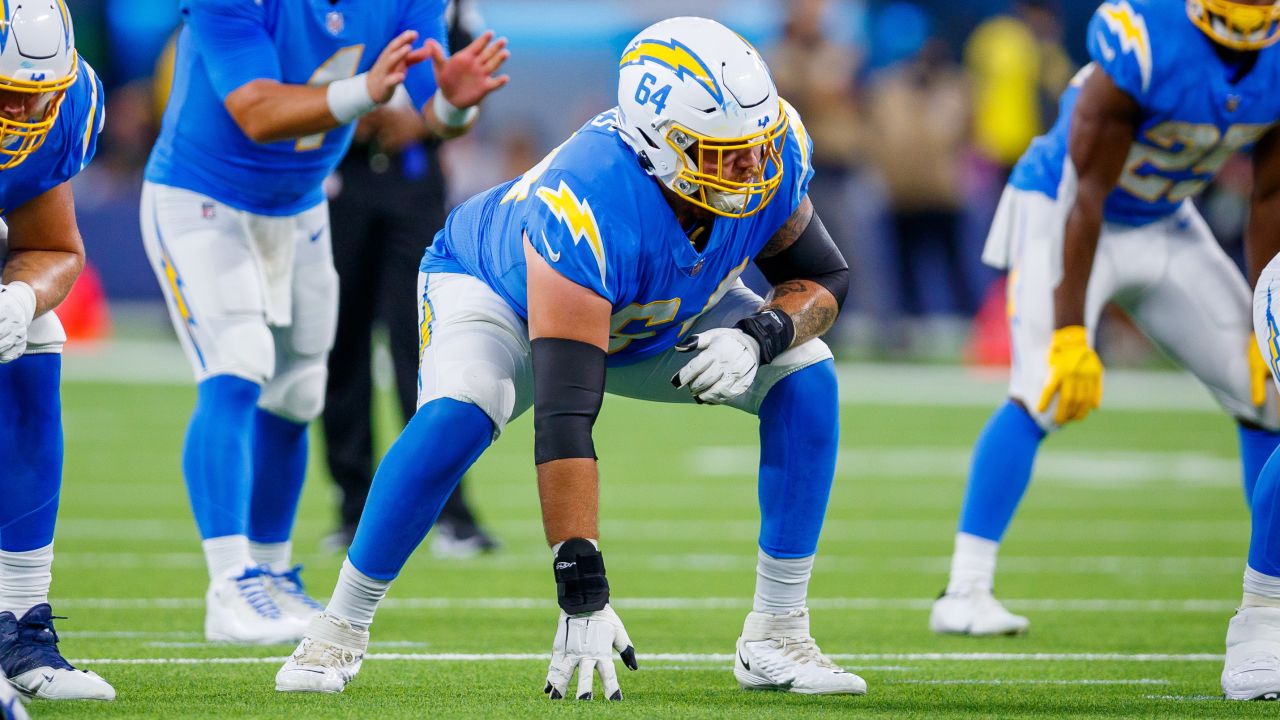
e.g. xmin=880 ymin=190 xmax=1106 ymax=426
xmin=620 ymin=38 xmax=723 ymax=106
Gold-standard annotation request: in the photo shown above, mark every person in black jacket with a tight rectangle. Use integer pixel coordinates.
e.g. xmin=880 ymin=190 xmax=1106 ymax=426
xmin=321 ymin=0 xmax=498 ymax=557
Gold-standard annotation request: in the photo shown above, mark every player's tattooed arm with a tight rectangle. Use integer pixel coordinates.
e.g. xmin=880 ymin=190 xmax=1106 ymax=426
xmin=2 ymin=182 xmax=85 ymax=316
xmin=755 ymin=196 xmax=848 ymax=347
xmin=1056 ymin=67 xmax=1141 ymax=329
xmin=1246 ymin=127 xmax=1280 ymax=289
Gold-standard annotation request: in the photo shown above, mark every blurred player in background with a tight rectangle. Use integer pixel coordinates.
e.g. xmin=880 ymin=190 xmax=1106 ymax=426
xmin=141 ymin=0 xmax=508 ymax=644
xmin=932 ymin=0 xmax=1280 ymax=640
xmin=0 ymin=0 xmax=115 ymax=701
xmin=276 ymin=17 xmax=862 ymax=699
xmin=322 ymin=0 xmax=498 ymax=558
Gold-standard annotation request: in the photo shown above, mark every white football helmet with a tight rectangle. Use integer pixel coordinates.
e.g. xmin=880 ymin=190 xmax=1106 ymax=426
xmin=617 ymin=17 xmax=786 ymax=219
xmin=0 ymin=0 xmax=78 ymax=170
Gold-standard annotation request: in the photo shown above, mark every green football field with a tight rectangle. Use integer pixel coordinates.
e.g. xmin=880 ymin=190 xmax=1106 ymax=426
xmin=26 ymin=361 xmax=1280 ymax=718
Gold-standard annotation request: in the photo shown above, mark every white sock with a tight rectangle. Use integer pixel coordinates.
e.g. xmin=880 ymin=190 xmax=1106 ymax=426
xmin=1243 ymin=566 xmax=1280 ymax=607
xmin=947 ymin=532 xmax=1000 ymax=594
xmin=0 ymin=544 xmax=53 ymax=616
xmin=249 ymin=541 xmax=292 ymax=573
xmin=326 ymin=558 xmax=391 ymax=630
xmin=753 ymin=551 xmax=813 ymax=614
xmin=203 ymin=535 xmax=255 ymax=580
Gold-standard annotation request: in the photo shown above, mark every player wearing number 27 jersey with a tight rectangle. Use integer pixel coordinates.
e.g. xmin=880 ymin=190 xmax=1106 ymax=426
xmin=140 ymin=0 xmax=507 ymax=645
xmin=932 ymin=0 xmax=1280 ymax=697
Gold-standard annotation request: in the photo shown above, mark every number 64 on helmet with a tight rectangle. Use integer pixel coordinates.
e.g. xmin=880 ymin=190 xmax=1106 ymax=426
xmin=615 ymin=17 xmax=788 ymax=219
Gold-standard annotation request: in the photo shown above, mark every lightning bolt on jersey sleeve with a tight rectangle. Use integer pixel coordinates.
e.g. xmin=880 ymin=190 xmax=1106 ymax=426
xmin=525 ymin=171 xmax=633 ymax=305
xmin=398 ymin=0 xmax=447 ymax=110
xmin=179 ymin=0 xmax=281 ymax=100
xmin=1088 ymin=0 xmax=1155 ymax=102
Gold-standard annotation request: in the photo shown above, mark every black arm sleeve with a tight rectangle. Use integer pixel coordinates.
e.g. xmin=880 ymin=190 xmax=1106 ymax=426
xmin=754 ymin=211 xmax=849 ymax=309
xmin=532 ymin=337 xmax=606 ymax=465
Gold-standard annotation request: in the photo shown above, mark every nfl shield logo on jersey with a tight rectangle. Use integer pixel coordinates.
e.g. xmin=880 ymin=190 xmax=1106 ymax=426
xmin=201 ymin=201 xmax=216 ymax=219
xmin=326 ymin=11 xmax=344 ymax=36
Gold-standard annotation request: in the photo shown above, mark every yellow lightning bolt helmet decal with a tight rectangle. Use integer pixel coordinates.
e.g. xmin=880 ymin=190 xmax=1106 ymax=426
xmin=1099 ymin=1 xmax=1152 ymax=93
xmin=536 ymin=180 xmax=607 ymax=290
xmin=619 ymin=38 xmax=724 ymax=106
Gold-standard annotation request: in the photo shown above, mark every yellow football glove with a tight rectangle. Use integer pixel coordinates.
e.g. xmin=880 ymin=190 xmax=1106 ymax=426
xmin=1037 ymin=325 xmax=1103 ymax=425
xmin=1249 ymin=333 xmax=1272 ymax=407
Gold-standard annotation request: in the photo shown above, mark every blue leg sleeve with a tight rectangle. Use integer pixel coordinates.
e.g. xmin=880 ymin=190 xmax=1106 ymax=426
xmin=248 ymin=409 xmax=309 ymax=544
xmin=1239 ymin=424 xmax=1280 ymax=507
xmin=757 ymin=359 xmax=839 ymax=558
xmin=347 ymin=398 xmax=492 ymax=580
xmin=1249 ymin=444 xmax=1280 ymax=576
xmin=957 ymin=400 xmax=1046 ymax=542
xmin=0 ymin=354 xmax=63 ymax=552
xmin=184 ymin=375 xmax=261 ymax=540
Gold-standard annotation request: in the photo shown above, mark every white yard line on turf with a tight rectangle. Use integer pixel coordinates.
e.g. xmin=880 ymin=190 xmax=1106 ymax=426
xmin=55 ymin=597 xmax=1238 ymax=612
xmin=61 ymin=345 xmax=1222 ymax=413
xmin=692 ymin=446 xmax=1238 ymax=487
xmin=889 ymin=679 xmax=1170 ymax=686
xmin=68 ymin=652 xmax=1224 ymax=666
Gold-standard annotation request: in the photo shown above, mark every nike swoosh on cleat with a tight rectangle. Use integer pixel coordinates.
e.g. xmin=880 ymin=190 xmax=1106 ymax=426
xmin=42 ymin=673 xmax=54 ymax=683
xmin=737 ymin=649 xmax=750 ymax=671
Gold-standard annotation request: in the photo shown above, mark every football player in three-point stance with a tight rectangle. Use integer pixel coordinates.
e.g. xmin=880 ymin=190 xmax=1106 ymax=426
xmin=276 ymin=17 xmax=863 ymax=699
xmin=931 ymin=0 xmax=1280 ymax=647
xmin=0 ymin=0 xmax=114 ymax=702
xmin=141 ymin=0 xmax=507 ymax=643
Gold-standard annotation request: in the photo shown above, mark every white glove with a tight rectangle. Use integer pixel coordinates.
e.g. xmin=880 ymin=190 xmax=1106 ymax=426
xmin=0 ymin=281 xmax=36 ymax=363
xmin=670 ymin=328 xmax=761 ymax=405
xmin=544 ymin=603 xmax=637 ymax=701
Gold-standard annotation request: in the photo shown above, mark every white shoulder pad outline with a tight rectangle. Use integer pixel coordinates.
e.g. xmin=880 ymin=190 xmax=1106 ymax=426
xmin=1096 ymin=0 xmax=1153 ymax=94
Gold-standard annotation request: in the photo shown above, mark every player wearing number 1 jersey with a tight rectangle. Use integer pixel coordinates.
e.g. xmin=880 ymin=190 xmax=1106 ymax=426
xmin=141 ymin=0 xmax=508 ymax=644
xmin=931 ymin=0 xmax=1280 ymax=647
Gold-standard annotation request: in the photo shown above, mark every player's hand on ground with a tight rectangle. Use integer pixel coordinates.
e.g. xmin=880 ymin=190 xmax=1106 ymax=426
xmin=544 ymin=604 xmax=638 ymax=701
xmin=368 ymin=30 xmax=432 ymax=104
xmin=671 ymin=328 xmax=761 ymax=404
xmin=1249 ymin=333 xmax=1271 ymax=407
xmin=425 ymin=31 xmax=510 ymax=110
xmin=0 ymin=282 xmax=36 ymax=363
xmin=1037 ymin=325 xmax=1103 ymax=424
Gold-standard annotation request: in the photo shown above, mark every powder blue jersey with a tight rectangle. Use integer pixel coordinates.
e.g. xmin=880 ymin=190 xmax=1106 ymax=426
xmin=145 ymin=0 xmax=446 ymax=216
xmin=1010 ymin=0 xmax=1280 ymax=226
xmin=0 ymin=57 xmax=103 ymax=216
xmin=422 ymin=104 xmax=815 ymax=366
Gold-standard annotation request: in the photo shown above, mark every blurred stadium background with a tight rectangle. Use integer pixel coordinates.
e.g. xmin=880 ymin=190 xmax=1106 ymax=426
xmin=62 ymin=0 xmax=1234 ymax=367
xmin=35 ymin=2 xmax=1272 ymax=715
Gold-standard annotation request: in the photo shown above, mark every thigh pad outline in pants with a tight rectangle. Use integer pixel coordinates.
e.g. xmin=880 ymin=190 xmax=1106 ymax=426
xmin=606 ymin=282 xmax=833 ymax=415
xmin=140 ymin=182 xmax=275 ymax=384
xmin=416 ymin=272 xmax=532 ymax=439
xmin=1003 ymin=190 xmax=1119 ymax=433
xmin=260 ymin=202 xmax=338 ymax=422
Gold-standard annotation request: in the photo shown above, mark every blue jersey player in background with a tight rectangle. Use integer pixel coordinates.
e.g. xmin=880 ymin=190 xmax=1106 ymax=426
xmin=929 ymin=0 xmax=1280 ymax=694
xmin=141 ymin=0 xmax=508 ymax=645
xmin=275 ymin=17 xmax=864 ymax=700
xmin=0 ymin=0 xmax=115 ymax=702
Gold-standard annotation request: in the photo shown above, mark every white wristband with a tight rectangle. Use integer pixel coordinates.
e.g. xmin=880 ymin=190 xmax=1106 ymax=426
xmin=431 ymin=91 xmax=478 ymax=128
xmin=326 ymin=73 xmax=378 ymax=124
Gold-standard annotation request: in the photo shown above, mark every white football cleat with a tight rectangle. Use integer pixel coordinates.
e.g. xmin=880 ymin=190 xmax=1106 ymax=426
xmin=1223 ymin=606 xmax=1280 ymax=700
xmin=0 ymin=604 xmax=114 ymax=701
xmin=205 ymin=566 xmax=303 ymax=644
xmin=266 ymin=566 xmax=324 ymax=625
xmin=0 ymin=670 xmax=28 ymax=720
xmin=734 ymin=608 xmax=867 ymax=695
xmin=276 ymin=612 xmax=369 ymax=694
xmin=930 ymin=588 xmax=1030 ymax=636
